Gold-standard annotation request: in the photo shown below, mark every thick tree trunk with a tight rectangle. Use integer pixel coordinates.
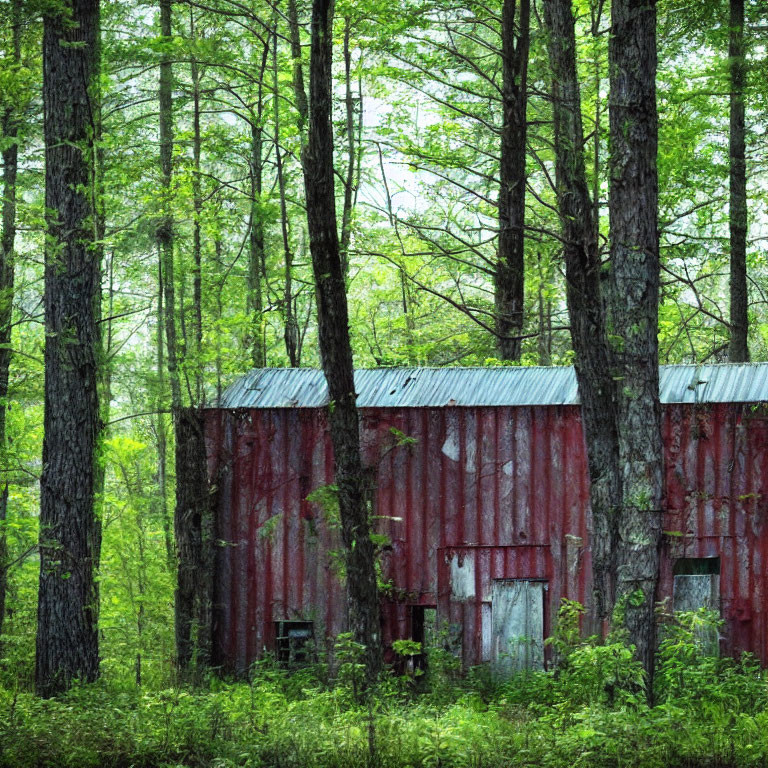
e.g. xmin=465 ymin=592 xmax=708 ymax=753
xmin=494 ymin=0 xmax=529 ymax=362
xmin=0 ymin=0 xmax=21 ymax=653
xmin=173 ymin=407 xmax=214 ymax=671
xmin=36 ymin=0 xmax=101 ymax=697
xmin=607 ymin=0 xmax=663 ymax=681
xmin=91 ymin=8 xmax=107 ymax=575
xmin=302 ymin=0 xmax=382 ymax=682
xmin=728 ymin=0 xmax=748 ymax=362
xmin=542 ymin=0 xmax=621 ymax=625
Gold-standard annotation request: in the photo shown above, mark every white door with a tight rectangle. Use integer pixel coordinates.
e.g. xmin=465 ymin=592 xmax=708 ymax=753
xmin=490 ymin=580 xmax=544 ymax=674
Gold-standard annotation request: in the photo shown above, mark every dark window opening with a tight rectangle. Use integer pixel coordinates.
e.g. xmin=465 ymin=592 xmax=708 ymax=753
xmin=409 ymin=606 xmax=437 ymax=672
xmin=275 ymin=620 xmax=315 ymax=666
xmin=674 ymin=557 xmax=720 ymax=576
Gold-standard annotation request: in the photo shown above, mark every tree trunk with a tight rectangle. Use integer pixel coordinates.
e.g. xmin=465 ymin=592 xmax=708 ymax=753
xmin=302 ymin=0 xmax=382 ymax=682
xmin=288 ymin=0 xmax=308 ymax=140
xmin=157 ymin=0 xmax=214 ymax=675
xmin=607 ymin=0 xmax=663 ymax=681
xmin=339 ymin=16 xmax=356 ymax=276
xmin=156 ymin=258 xmax=173 ymax=567
xmin=728 ymin=0 xmax=748 ymax=362
xmin=36 ymin=0 xmax=101 ymax=697
xmin=92 ymin=24 xmax=107 ymax=578
xmin=273 ymin=19 xmax=299 ymax=367
xmin=536 ymin=254 xmax=551 ymax=366
xmin=173 ymin=407 xmax=214 ymax=672
xmin=542 ymin=0 xmax=621 ymax=625
xmin=158 ymin=0 xmax=182 ymax=416
xmin=494 ymin=0 xmax=529 ymax=362
xmin=0 ymin=0 xmax=21 ymax=654
xmin=190 ymin=22 xmax=204 ymax=398
xmin=248 ymin=118 xmax=266 ymax=368
xmin=247 ymin=36 xmax=270 ymax=369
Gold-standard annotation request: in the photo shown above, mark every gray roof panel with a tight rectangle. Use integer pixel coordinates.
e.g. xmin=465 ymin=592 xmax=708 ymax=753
xmin=213 ymin=363 xmax=768 ymax=410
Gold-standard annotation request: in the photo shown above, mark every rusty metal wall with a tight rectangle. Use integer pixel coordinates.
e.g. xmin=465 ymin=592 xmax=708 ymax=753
xmin=206 ymin=402 xmax=768 ymax=673
xmin=661 ymin=403 xmax=768 ymax=659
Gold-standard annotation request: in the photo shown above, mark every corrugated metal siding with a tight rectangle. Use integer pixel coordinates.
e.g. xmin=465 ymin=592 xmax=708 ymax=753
xmin=661 ymin=403 xmax=768 ymax=658
xmin=215 ymin=363 xmax=768 ymax=410
xmin=206 ymin=401 xmax=768 ymax=673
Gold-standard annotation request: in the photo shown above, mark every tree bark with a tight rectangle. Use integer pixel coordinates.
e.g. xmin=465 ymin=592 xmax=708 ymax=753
xmin=728 ymin=0 xmax=748 ymax=362
xmin=542 ymin=0 xmax=621 ymax=625
xmin=0 ymin=0 xmax=21 ymax=654
xmin=536 ymin=255 xmax=551 ymax=366
xmin=339 ymin=16 xmax=356 ymax=276
xmin=494 ymin=0 xmax=529 ymax=362
xmin=158 ymin=0 xmax=182 ymax=416
xmin=247 ymin=35 xmax=270 ymax=369
xmin=248 ymin=119 xmax=266 ymax=367
xmin=302 ymin=0 xmax=382 ymax=682
xmin=607 ymin=0 xmax=663 ymax=681
xmin=273 ymin=19 xmax=299 ymax=367
xmin=190 ymin=18 xmax=204 ymax=398
xmin=156 ymin=258 xmax=173 ymax=567
xmin=157 ymin=0 xmax=214 ymax=675
xmin=173 ymin=407 xmax=214 ymax=672
xmin=288 ymin=0 xmax=308 ymax=140
xmin=36 ymin=0 xmax=101 ymax=697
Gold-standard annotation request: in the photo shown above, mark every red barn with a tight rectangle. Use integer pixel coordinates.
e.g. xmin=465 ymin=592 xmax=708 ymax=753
xmin=204 ymin=364 xmax=768 ymax=675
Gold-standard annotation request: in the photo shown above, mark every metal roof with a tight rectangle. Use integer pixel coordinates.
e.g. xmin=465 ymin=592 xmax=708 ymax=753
xmin=213 ymin=363 xmax=768 ymax=410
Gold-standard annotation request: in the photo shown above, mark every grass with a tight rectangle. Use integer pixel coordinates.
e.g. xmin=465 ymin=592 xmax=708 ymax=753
xmin=0 ymin=610 xmax=766 ymax=768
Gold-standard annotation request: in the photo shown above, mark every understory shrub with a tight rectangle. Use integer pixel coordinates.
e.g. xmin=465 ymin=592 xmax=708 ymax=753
xmin=1 ymin=605 xmax=766 ymax=768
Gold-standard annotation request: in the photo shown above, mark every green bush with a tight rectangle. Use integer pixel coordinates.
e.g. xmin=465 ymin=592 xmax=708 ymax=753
xmin=2 ymin=603 xmax=768 ymax=767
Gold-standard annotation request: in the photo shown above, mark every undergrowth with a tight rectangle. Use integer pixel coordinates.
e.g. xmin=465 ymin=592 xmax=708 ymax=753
xmin=0 ymin=606 xmax=766 ymax=768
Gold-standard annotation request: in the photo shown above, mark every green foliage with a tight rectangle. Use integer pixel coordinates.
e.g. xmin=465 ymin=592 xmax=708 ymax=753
xmin=307 ymin=484 xmax=341 ymax=529
xmin=334 ymin=632 xmax=368 ymax=701
xmin=4 ymin=608 xmax=768 ymax=768
xmin=1 ymin=0 xmax=768 ymax=764
xmin=655 ymin=608 xmax=767 ymax=713
xmin=392 ymin=638 xmax=422 ymax=658
xmin=544 ymin=600 xmax=645 ymax=711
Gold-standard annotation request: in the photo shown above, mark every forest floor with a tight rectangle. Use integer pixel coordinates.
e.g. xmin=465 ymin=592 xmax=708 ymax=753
xmin=1 ymin=628 xmax=766 ymax=768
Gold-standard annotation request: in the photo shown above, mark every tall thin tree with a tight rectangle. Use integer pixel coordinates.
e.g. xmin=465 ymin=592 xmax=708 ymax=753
xmin=728 ymin=0 xmax=748 ymax=362
xmin=157 ymin=0 xmax=214 ymax=674
xmin=273 ymin=16 xmax=300 ymax=367
xmin=494 ymin=0 xmax=530 ymax=362
xmin=36 ymin=0 xmax=102 ymax=697
xmin=302 ymin=0 xmax=382 ymax=682
xmin=247 ymin=32 xmax=270 ymax=368
xmin=0 ymin=0 xmax=22 ymax=652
